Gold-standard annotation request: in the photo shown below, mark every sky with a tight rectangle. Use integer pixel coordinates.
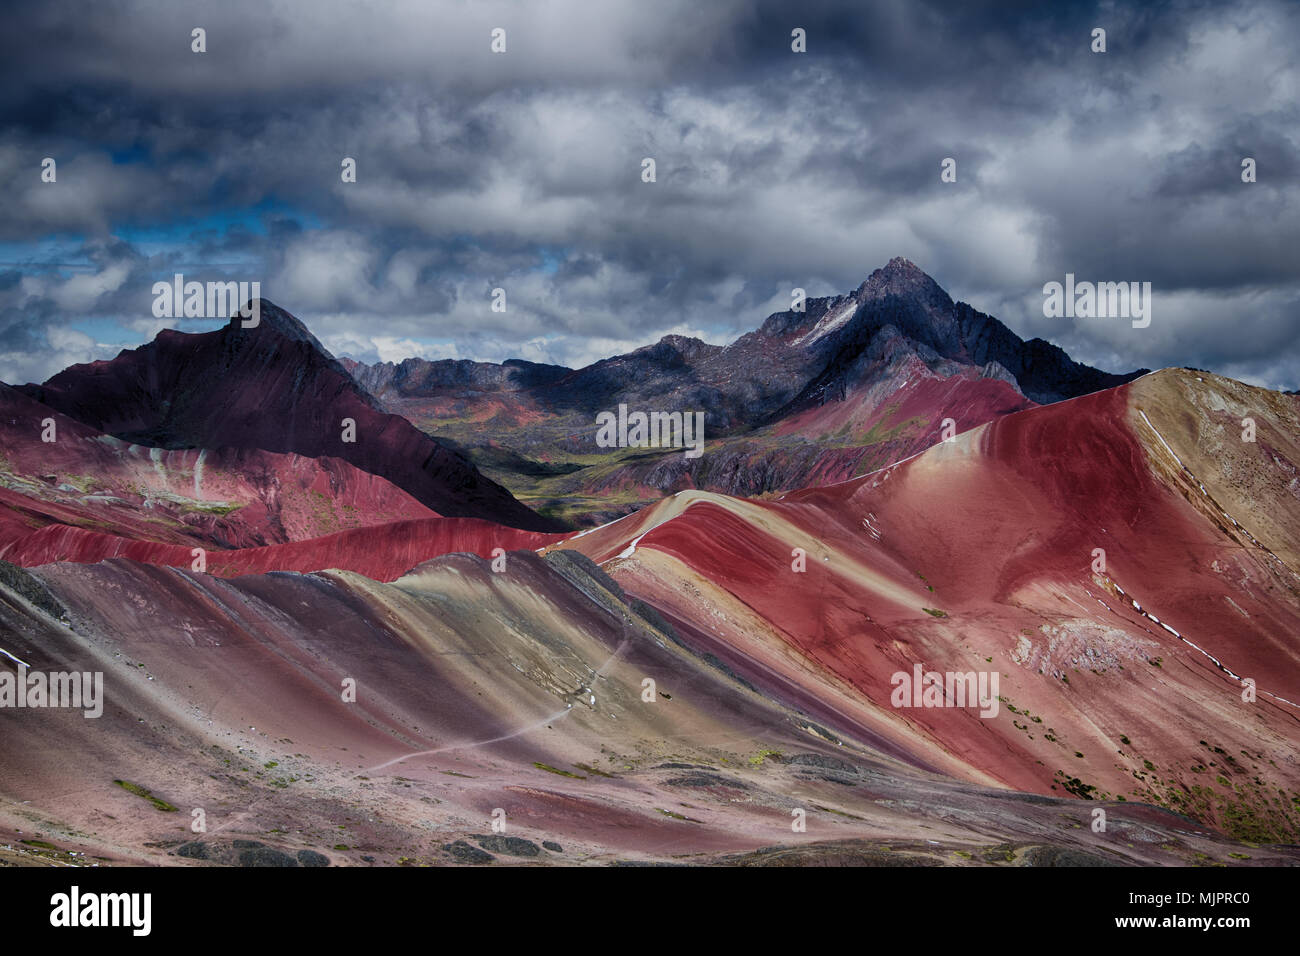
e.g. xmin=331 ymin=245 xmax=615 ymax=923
xmin=1 ymin=0 xmax=1297 ymax=388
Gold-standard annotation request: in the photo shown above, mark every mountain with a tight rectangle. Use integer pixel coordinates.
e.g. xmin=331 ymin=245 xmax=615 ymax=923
xmin=2 ymin=268 xmax=1298 ymax=866
xmin=345 ymin=258 xmax=1143 ymax=522
xmin=762 ymin=257 xmax=1141 ymax=411
xmin=0 ymin=381 xmax=441 ymax=554
xmin=3 ymin=365 xmax=1297 ymax=866
xmin=552 ymin=367 xmax=1300 ymax=841
xmin=11 ymin=543 xmax=1272 ymax=867
xmin=18 ymin=300 xmax=560 ymax=532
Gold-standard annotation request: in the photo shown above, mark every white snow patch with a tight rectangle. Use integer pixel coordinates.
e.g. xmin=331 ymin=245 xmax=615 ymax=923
xmin=617 ymin=532 xmax=648 ymax=559
xmin=572 ymin=516 xmax=620 ymax=540
xmin=1138 ymin=410 xmax=1185 ymax=469
xmin=792 ymin=301 xmax=857 ymax=346
xmin=194 ymin=448 xmax=207 ymax=498
xmin=0 ymin=645 xmax=31 ymax=668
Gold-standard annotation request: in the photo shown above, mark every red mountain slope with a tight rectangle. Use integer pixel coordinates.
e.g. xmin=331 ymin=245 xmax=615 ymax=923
xmin=18 ymin=301 xmax=559 ymax=532
xmin=0 ymin=383 xmax=439 ymax=551
xmin=549 ymin=368 xmax=1300 ymax=841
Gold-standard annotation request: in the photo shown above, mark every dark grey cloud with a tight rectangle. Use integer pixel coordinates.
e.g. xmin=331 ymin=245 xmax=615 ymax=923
xmin=0 ymin=0 xmax=1297 ymax=388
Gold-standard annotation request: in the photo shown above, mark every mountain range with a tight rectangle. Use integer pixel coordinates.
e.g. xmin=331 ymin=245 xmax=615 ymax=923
xmin=2 ymin=259 xmax=1297 ymax=869
xmin=344 ymin=258 xmax=1146 ymax=523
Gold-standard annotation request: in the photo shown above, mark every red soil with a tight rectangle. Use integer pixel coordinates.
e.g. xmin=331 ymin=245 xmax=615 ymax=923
xmin=0 ymin=516 xmax=565 ymax=582
xmin=554 ymin=375 xmax=1300 ymax=809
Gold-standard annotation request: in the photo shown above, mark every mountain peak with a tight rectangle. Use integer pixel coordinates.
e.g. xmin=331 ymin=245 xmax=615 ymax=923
xmin=882 ymin=255 xmax=925 ymax=276
xmin=227 ymin=298 xmax=332 ymax=356
xmin=857 ymin=257 xmax=953 ymax=309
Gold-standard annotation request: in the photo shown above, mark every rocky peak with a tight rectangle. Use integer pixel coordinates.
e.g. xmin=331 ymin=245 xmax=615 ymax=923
xmin=857 ymin=257 xmax=955 ymax=312
xmin=226 ymin=298 xmax=333 ymax=356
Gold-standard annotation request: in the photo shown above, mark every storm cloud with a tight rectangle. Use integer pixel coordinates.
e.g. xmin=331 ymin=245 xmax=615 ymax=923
xmin=1 ymin=0 xmax=1296 ymax=387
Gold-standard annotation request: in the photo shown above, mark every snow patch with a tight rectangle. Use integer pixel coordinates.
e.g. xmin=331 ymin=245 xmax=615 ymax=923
xmin=572 ymin=516 xmax=619 ymax=540
xmin=194 ymin=448 xmax=207 ymax=499
xmin=617 ymin=532 xmax=648 ymax=560
xmin=1138 ymin=410 xmax=1185 ymax=469
xmin=1110 ymin=579 xmax=1300 ymax=710
xmin=792 ymin=301 xmax=857 ymax=346
xmin=0 ymin=645 xmax=31 ymax=668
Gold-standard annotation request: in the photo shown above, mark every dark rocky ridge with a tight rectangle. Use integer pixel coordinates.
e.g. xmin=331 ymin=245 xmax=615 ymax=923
xmin=349 ymin=258 xmax=1145 ymax=432
xmin=336 ymin=260 xmax=1144 ymax=518
xmin=345 ymin=356 xmax=571 ymax=398
xmin=20 ymin=300 xmax=561 ymax=532
xmin=766 ymin=258 xmax=1144 ymax=412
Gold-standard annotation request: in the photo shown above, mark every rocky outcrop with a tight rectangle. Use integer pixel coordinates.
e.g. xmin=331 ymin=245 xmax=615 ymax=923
xmin=20 ymin=301 xmax=560 ymax=532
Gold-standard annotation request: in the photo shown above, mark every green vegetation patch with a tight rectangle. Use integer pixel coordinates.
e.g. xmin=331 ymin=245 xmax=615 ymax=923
xmin=113 ymin=779 xmax=179 ymax=812
xmin=533 ymin=762 xmax=586 ymax=779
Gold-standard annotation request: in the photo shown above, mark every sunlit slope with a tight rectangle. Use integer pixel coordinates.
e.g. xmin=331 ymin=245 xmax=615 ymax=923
xmin=555 ymin=369 xmax=1300 ymax=842
xmin=2 ymin=548 xmax=1284 ymax=866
